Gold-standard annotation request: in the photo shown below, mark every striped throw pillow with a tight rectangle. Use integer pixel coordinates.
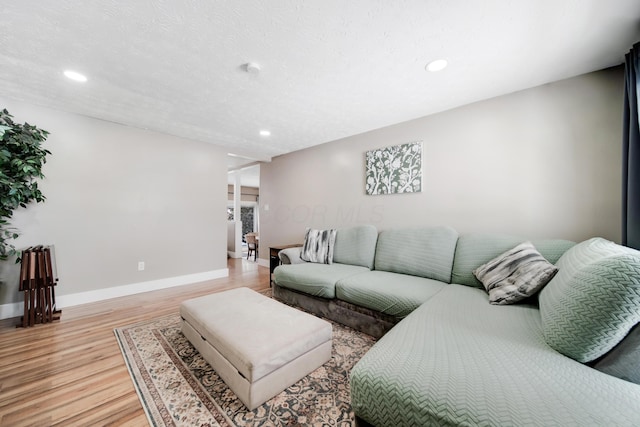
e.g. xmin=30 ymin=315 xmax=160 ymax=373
xmin=300 ymin=228 xmax=337 ymax=264
xmin=473 ymin=241 xmax=558 ymax=305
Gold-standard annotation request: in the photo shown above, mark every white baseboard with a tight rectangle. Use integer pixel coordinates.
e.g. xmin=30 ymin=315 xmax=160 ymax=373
xmin=0 ymin=268 xmax=229 ymax=320
xmin=257 ymin=258 xmax=269 ymax=268
xmin=0 ymin=302 xmax=22 ymax=321
xmin=227 ymin=251 xmax=243 ymax=259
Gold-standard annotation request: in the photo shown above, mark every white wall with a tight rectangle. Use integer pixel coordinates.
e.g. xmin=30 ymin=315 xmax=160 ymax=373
xmin=0 ymin=98 xmax=228 ymax=312
xmin=259 ymin=67 xmax=624 ymax=257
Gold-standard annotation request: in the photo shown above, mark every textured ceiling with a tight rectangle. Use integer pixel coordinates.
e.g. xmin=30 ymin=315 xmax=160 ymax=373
xmin=2 ymin=1 xmax=640 ymax=171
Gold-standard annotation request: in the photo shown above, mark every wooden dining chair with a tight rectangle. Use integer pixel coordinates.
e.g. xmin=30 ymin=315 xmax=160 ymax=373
xmin=245 ymin=233 xmax=258 ymax=261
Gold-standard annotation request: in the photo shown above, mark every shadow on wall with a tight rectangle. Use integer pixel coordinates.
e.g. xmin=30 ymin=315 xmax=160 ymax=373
xmin=0 ymin=257 xmax=21 ymax=305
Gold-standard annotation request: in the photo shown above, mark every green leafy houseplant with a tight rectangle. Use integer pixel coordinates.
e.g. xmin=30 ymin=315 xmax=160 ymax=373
xmin=0 ymin=109 xmax=51 ymax=261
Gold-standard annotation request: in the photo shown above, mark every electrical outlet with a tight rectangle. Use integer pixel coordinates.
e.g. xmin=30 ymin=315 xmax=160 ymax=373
xmin=138 ymin=261 xmax=145 ymax=271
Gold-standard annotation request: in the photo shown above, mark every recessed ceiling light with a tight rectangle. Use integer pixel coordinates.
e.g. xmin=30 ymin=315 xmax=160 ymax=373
xmin=259 ymin=130 xmax=271 ymax=137
xmin=425 ymin=59 xmax=448 ymax=72
xmin=64 ymin=70 xmax=87 ymax=82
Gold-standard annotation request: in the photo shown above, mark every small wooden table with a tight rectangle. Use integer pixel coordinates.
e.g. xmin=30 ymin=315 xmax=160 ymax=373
xmin=270 ymin=244 xmax=302 ymax=284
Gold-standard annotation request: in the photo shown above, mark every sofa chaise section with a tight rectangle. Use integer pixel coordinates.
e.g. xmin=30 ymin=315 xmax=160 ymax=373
xmin=351 ymin=284 xmax=640 ymax=426
xmin=350 ymin=236 xmax=640 ymax=426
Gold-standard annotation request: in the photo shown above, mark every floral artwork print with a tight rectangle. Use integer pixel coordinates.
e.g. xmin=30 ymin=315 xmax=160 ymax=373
xmin=365 ymin=141 xmax=422 ymax=195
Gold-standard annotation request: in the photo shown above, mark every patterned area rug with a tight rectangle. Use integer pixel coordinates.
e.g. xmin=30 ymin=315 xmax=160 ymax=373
xmin=114 ymin=310 xmax=376 ymax=426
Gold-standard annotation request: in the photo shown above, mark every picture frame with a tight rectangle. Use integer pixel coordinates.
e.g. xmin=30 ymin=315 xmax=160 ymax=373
xmin=365 ymin=141 xmax=422 ymax=195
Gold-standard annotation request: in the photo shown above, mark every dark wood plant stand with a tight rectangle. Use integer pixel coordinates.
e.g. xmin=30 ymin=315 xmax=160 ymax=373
xmin=18 ymin=246 xmax=61 ymax=327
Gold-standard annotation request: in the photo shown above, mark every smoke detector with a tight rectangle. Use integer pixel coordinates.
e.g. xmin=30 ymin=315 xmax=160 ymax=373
xmin=243 ymin=62 xmax=261 ymax=74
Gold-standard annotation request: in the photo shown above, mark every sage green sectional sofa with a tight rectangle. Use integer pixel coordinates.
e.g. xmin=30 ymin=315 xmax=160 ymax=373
xmin=273 ymin=225 xmax=640 ymax=426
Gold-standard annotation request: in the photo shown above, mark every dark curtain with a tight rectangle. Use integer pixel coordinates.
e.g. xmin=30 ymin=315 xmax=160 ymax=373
xmin=622 ymin=42 xmax=640 ymax=249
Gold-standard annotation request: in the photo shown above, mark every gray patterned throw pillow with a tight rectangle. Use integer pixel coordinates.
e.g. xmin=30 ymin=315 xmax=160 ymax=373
xmin=473 ymin=241 xmax=559 ymax=305
xmin=300 ymin=228 xmax=337 ymax=264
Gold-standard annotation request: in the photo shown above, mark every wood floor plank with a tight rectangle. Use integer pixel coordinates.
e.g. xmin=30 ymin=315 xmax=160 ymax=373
xmin=0 ymin=258 xmax=269 ymax=426
xmin=1 ymin=353 xmax=125 ymax=403
xmin=56 ymin=395 xmax=145 ymax=427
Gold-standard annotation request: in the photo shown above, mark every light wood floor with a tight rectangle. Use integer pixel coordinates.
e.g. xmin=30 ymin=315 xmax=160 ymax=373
xmin=0 ymin=258 xmax=269 ymax=426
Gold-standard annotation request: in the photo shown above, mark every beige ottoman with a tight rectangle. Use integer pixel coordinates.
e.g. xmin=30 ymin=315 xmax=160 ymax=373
xmin=180 ymin=287 xmax=332 ymax=410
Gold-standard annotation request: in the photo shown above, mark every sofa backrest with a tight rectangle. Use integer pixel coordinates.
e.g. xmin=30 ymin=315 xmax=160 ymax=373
xmin=333 ymin=224 xmax=379 ymax=269
xmin=538 ymin=237 xmax=640 ymax=365
xmin=374 ymin=226 xmax=459 ymax=282
xmin=451 ymin=233 xmax=575 ymax=288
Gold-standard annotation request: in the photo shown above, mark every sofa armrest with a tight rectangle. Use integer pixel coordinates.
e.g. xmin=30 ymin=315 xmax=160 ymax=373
xmin=279 ymin=247 xmax=305 ymax=264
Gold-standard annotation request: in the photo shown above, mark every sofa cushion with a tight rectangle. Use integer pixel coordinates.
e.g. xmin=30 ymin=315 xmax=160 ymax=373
xmin=539 ymin=237 xmax=640 ymax=363
xmin=300 ymin=228 xmax=337 ymax=264
xmin=473 ymin=241 xmax=558 ymax=305
xmin=273 ymin=263 xmax=369 ymax=299
xmin=592 ymin=323 xmax=640 ymax=384
xmin=452 ymin=233 xmax=575 ymax=288
xmin=374 ymin=226 xmax=458 ymax=282
xmin=333 ymin=224 xmax=378 ymax=269
xmin=336 ymin=271 xmax=446 ymax=318
xmin=350 ymin=284 xmax=640 ymax=427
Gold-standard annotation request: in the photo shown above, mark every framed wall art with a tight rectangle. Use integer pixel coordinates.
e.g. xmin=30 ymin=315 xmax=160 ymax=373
xmin=365 ymin=141 xmax=422 ymax=195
